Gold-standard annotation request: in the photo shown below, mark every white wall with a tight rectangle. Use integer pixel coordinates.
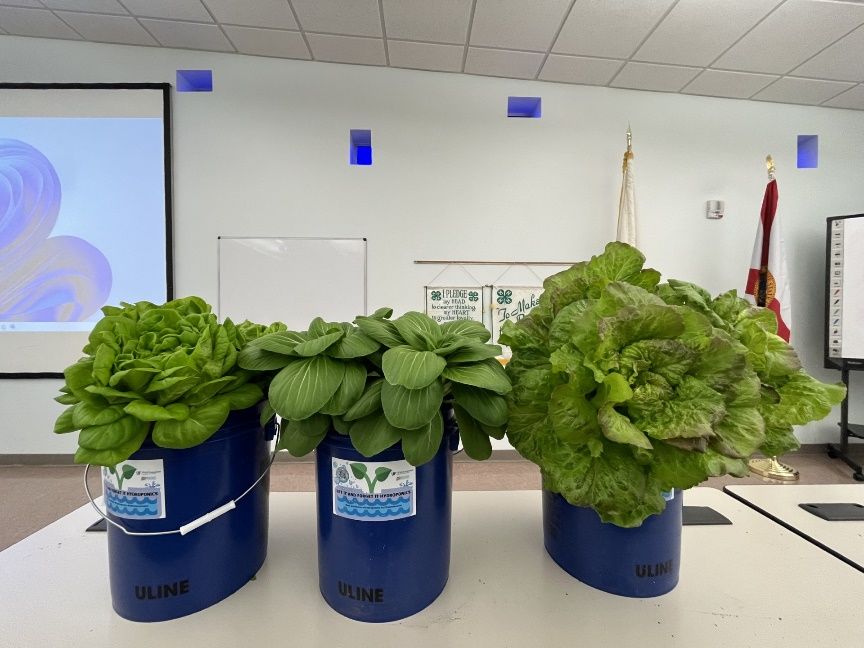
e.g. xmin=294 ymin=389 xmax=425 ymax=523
xmin=2 ymin=35 xmax=863 ymax=454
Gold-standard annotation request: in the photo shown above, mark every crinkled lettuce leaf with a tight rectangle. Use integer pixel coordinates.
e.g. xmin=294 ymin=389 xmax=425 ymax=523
xmin=503 ymin=242 xmax=846 ymax=527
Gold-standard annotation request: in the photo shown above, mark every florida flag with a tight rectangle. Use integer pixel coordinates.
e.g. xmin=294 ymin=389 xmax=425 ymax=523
xmin=745 ymin=178 xmax=792 ymax=341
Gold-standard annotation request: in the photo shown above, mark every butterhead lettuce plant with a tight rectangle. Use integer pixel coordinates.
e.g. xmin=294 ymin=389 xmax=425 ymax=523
xmin=54 ymin=297 xmax=284 ymax=466
xmin=240 ymin=308 xmax=510 ymax=466
xmin=501 ymin=242 xmax=845 ymax=527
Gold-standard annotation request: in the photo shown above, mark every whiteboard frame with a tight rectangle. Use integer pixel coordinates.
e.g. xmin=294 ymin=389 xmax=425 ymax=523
xmin=216 ymin=236 xmax=367 ymax=326
xmin=825 ymin=214 xmax=864 ymax=370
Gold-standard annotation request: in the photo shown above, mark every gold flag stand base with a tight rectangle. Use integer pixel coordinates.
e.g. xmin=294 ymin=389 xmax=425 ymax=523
xmin=748 ymin=456 xmax=799 ymax=482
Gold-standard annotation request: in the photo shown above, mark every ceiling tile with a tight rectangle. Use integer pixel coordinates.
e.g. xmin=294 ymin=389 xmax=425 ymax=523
xmin=791 ymin=24 xmax=864 ymax=82
xmin=539 ymin=54 xmax=621 ymax=85
xmin=823 ymin=84 xmax=864 ymax=110
xmin=223 ymin=25 xmax=309 ymax=58
xmin=306 ymin=33 xmax=386 ymax=65
xmin=0 ymin=6 xmax=82 ymax=38
xmin=682 ymin=69 xmax=778 ymax=98
xmin=382 ymin=0 xmax=471 ymax=45
xmin=122 ymin=0 xmax=211 ymax=22
xmin=635 ymin=0 xmax=781 ymax=67
xmin=752 ymin=77 xmax=854 ymax=105
xmin=714 ymin=0 xmax=864 ymax=74
xmin=202 ymin=0 xmax=297 ymax=30
xmin=291 ymin=0 xmax=381 ymax=37
xmin=610 ymin=62 xmax=701 ymax=92
xmin=554 ymin=0 xmax=674 ymax=59
xmin=464 ymin=47 xmax=544 ymax=79
xmin=388 ymin=40 xmax=463 ymax=72
xmin=54 ymin=11 xmax=156 ymax=45
xmin=42 ymin=0 xmax=127 ymax=13
xmin=470 ymin=0 xmax=571 ymax=51
xmin=139 ymin=18 xmax=233 ymax=51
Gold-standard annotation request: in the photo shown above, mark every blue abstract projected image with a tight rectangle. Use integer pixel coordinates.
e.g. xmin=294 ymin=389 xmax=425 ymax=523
xmin=0 ymin=118 xmax=167 ymax=331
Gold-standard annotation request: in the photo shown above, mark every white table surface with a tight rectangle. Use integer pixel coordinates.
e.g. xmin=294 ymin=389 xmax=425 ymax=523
xmin=1 ymin=488 xmax=862 ymax=648
xmin=725 ymin=484 xmax=864 ymax=571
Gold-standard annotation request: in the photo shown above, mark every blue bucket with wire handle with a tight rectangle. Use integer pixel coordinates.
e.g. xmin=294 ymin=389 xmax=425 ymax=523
xmin=86 ymin=407 xmax=275 ymax=622
xmin=315 ymin=405 xmax=460 ymax=622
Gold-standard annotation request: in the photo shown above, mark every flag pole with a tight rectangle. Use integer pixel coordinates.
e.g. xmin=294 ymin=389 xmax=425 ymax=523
xmin=748 ymin=155 xmax=800 ymax=483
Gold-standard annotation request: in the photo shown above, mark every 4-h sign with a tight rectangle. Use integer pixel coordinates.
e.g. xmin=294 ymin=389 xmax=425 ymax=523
xmin=491 ymin=285 xmax=543 ymax=353
xmin=424 ymin=286 xmax=485 ymax=325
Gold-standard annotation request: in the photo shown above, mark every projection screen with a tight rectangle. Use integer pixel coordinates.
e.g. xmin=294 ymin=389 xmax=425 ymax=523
xmin=0 ymin=84 xmax=173 ymax=376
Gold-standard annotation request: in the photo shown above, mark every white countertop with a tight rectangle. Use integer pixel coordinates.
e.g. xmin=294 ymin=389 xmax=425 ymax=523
xmin=726 ymin=483 xmax=864 ymax=571
xmin=1 ymin=488 xmax=862 ymax=648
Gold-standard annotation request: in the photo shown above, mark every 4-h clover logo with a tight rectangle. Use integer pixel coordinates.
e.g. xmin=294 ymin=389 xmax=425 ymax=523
xmin=468 ymin=291 xmax=479 ymax=302
xmin=496 ymin=289 xmax=513 ymax=305
xmin=430 ymin=290 xmax=442 ymax=301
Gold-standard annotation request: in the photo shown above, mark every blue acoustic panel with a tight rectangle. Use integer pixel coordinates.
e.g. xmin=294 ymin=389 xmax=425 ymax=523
xmin=176 ymin=70 xmax=213 ymax=93
xmin=797 ymin=135 xmax=818 ymax=168
xmin=507 ymin=96 xmax=541 ymax=118
xmin=350 ymin=129 xmax=372 ymax=166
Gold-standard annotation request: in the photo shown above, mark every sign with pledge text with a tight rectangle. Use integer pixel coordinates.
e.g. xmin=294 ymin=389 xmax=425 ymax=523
xmin=424 ymin=286 xmax=485 ymax=325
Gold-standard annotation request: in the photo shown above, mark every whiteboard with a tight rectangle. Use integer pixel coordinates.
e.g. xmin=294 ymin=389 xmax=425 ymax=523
xmin=827 ymin=216 xmax=864 ymax=365
xmin=218 ymin=237 xmax=366 ymax=330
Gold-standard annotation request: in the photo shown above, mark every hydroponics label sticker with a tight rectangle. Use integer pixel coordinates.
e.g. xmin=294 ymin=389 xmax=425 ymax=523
xmin=332 ymin=458 xmax=416 ymax=522
xmin=102 ymin=459 xmax=166 ymax=520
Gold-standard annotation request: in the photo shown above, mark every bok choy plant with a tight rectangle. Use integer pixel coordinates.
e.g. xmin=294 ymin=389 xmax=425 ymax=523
xmin=239 ymin=308 xmax=511 ymax=466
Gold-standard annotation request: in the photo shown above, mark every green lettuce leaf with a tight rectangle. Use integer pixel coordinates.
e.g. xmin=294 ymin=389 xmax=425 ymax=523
xmin=504 ymin=242 xmax=846 ymax=528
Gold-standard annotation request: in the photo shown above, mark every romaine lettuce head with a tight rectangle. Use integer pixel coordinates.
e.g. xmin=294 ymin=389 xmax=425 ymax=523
xmin=502 ymin=242 xmax=845 ymax=527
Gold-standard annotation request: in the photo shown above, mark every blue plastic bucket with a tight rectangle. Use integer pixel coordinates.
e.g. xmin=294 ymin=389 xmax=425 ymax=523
xmin=543 ymin=489 xmax=682 ymax=597
xmin=103 ymin=407 xmax=272 ymax=622
xmin=315 ymin=407 xmax=459 ymax=622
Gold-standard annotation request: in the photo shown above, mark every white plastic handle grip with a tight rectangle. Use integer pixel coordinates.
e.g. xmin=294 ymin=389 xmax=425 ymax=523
xmin=179 ymin=500 xmax=236 ymax=536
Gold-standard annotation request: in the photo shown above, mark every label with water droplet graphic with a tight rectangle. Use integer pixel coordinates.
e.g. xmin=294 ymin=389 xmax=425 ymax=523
xmin=102 ymin=459 xmax=166 ymax=520
xmin=332 ymin=458 xmax=415 ymax=522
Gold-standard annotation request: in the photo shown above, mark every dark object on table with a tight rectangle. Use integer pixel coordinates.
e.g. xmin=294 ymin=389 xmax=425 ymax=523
xmin=682 ymin=506 xmax=732 ymax=526
xmin=799 ymin=502 xmax=864 ymax=521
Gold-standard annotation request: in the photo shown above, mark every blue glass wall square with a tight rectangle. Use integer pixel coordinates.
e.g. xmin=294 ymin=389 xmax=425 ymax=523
xmin=176 ymin=69 xmax=213 ymax=92
xmin=797 ymin=135 xmax=818 ymax=168
xmin=350 ymin=129 xmax=372 ymax=166
xmin=507 ymin=96 xmax=541 ymax=118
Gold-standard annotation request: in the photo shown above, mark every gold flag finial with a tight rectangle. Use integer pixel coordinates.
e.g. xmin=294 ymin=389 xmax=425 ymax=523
xmin=766 ymin=155 xmax=776 ymax=180
xmin=623 ymin=124 xmax=634 ymax=168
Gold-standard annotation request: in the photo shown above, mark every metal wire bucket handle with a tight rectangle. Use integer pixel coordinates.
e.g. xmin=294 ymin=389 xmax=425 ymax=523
xmin=84 ymin=423 xmax=280 ymax=537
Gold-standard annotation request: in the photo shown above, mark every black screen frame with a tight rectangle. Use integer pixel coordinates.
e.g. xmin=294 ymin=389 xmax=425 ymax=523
xmin=0 ymin=82 xmax=174 ymax=379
